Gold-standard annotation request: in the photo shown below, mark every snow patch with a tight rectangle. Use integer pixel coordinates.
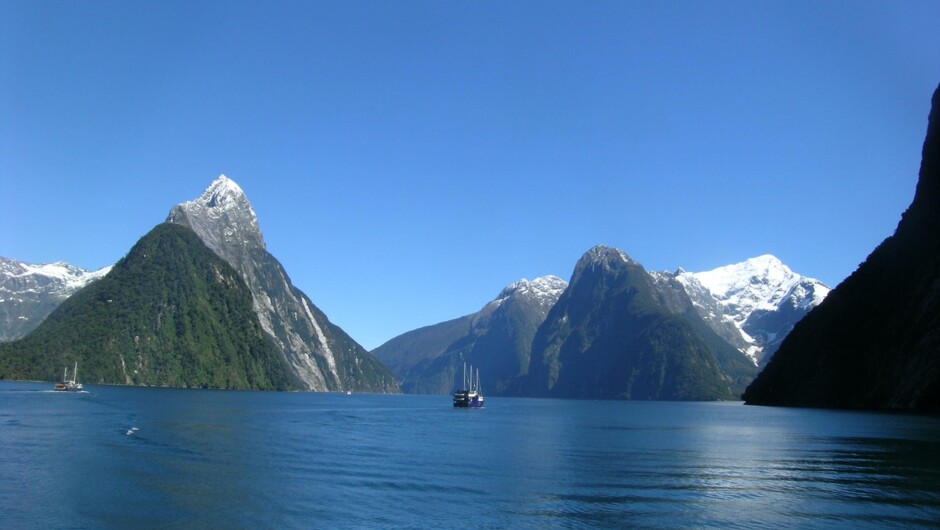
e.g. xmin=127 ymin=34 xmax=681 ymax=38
xmin=497 ymin=275 xmax=567 ymax=303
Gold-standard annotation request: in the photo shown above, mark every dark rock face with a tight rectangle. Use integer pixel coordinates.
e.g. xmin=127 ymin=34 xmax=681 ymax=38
xmin=370 ymin=315 xmax=473 ymax=391
xmin=744 ymin=85 xmax=940 ymax=410
xmin=741 ymin=279 xmax=829 ymax=364
xmin=0 ymin=223 xmax=295 ymax=390
xmin=167 ymin=176 xmax=398 ymax=393
xmin=518 ymin=246 xmax=756 ymax=400
xmin=372 ymin=276 xmax=567 ymax=395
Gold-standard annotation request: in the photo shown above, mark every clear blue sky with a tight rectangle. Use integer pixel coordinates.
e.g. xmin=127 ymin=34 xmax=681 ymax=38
xmin=2 ymin=1 xmax=939 ymax=349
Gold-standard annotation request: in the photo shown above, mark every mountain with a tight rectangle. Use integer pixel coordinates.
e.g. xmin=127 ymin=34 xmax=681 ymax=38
xmin=674 ymin=256 xmax=830 ymax=365
xmin=167 ymin=176 xmax=398 ymax=393
xmin=0 ymin=223 xmax=294 ymax=390
xmin=518 ymin=246 xmax=757 ymax=400
xmin=372 ymin=275 xmax=567 ymax=394
xmin=651 ymin=269 xmax=754 ymax=356
xmin=370 ymin=315 xmax=473 ymax=391
xmin=743 ymin=84 xmax=940 ymax=410
xmin=0 ymin=258 xmax=111 ymax=341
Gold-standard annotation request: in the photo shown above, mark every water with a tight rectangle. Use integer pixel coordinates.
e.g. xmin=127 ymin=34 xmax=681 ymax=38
xmin=2 ymin=382 xmax=940 ymax=529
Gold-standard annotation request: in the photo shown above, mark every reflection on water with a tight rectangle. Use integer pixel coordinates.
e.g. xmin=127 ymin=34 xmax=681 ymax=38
xmin=2 ymin=383 xmax=939 ymax=528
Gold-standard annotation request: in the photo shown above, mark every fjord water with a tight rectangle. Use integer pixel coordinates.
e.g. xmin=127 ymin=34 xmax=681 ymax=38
xmin=3 ymin=382 xmax=940 ymax=529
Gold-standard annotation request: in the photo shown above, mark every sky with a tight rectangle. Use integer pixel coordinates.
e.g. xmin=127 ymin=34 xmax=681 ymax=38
xmin=2 ymin=1 xmax=939 ymax=350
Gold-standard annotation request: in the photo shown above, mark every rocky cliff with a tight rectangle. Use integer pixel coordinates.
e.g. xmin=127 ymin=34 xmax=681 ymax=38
xmin=167 ymin=176 xmax=398 ymax=393
xmin=743 ymin=84 xmax=940 ymax=410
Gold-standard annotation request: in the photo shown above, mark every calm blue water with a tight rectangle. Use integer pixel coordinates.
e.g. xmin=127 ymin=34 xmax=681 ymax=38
xmin=2 ymin=382 xmax=940 ymax=529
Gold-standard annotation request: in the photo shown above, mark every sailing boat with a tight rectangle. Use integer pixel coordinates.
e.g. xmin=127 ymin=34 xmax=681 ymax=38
xmin=54 ymin=361 xmax=84 ymax=392
xmin=452 ymin=362 xmax=484 ymax=408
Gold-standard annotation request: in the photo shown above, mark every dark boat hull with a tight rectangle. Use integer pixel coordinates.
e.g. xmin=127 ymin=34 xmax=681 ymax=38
xmin=453 ymin=391 xmax=484 ymax=408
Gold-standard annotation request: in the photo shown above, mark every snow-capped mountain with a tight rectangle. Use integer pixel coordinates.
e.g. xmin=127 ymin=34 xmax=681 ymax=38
xmin=675 ymin=255 xmax=830 ymax=365
xmin=0 ymin=257 xmax=111 ymax=341
xmin=374 ymin=246 xmax=819 ymax=398
xmin=167 ymin=175 xmax=398 ymax=393
xmin=519 ymin=245 xmax=757 ymax=400
xmin=168 ymin=175 xmax=266 ymax=255
xmin=480 ymin=275 xmax=568 ymax=321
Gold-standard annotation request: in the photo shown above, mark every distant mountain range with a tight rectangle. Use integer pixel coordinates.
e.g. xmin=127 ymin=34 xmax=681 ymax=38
xmin=744 ymin=83 xmax=940 ymax=411
xmin=374 ymin=247 xmax=827 ymax=400
xmin=0 ymin=177 xmax=834 ymax=399
xmin=0 ymin=258 xmax=110 ymax=341
xmin=5 ymin=78 xmax=932 ymax=406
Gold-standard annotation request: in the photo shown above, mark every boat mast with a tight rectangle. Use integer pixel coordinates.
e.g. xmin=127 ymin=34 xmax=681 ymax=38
xmin=73 ymin=361 xmax=78 ymax=383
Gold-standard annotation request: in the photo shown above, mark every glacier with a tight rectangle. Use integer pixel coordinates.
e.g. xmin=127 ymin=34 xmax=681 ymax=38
xmin=675 ymin=255 xmax=830 ymax=365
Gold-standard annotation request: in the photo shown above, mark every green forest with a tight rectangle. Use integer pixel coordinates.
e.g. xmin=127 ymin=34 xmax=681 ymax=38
xmin=0 ymin=223 xmax=295 ymax=390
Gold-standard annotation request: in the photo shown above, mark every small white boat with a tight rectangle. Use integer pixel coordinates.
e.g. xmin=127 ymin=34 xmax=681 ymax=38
xmin=54 ymin=362 xmax=84 ymax=392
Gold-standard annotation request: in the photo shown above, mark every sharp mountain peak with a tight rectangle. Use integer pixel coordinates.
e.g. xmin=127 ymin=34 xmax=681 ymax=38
xmin=199 ymin=174 xmax=247 ymax=207
xmin=580 ymin=245 xmax=637 ymax=268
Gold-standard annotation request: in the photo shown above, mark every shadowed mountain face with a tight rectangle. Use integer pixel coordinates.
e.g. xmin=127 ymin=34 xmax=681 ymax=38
xmin=372 ymin=276 xmax=567 ymax=395
xmin=0 ymin=223 xmax=295 ymax=390
xmin=376 ymin=249 xmax=830 ymax=400
xmin=167 ymin=176 xmax=398 ymax=393
xmin=744 ymin=84 xmax=940 ymax=411
xmin=370 ymin=315 xmax=474 ymax=394
xmin=517 ymin=246 xmax=756 ymax=401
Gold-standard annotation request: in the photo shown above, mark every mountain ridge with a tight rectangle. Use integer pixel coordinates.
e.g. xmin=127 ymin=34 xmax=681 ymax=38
xmin=517 ymin=245 xmax=756 ymax=400
xmin=372 ymin=275 xmax=567 ymax=394
xmin=168 ymin=175 xmax=398 ymax=393
xmin=0 ymin=258 xmax=111 ymax=341
xmin=743 ymin=83 xmax=940 ymax=410
xmin=374 ymin=247 xmax=825 ymax=400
